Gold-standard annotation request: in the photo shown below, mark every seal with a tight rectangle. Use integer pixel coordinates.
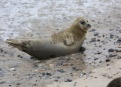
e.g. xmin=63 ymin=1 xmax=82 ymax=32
xmin=107 ymin=77 xmax=121 ymax=87
xmin=6 ymin=17 xmax=91 ymax=60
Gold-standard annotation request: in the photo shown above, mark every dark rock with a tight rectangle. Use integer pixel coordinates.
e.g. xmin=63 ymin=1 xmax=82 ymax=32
xmin=57 ymin=69 xmax=65 ymax=73
xmin=110 ymin=34 xmax=114 ymax=38
xmin=65 ymin=79 xmax=72 ymax=82
xmin=46 ymin=72 xmax=52 ymax=76
xmin=57 ymin=76 xmax=61 ymax=79
xmin=102 ymin=35 xmax=105 ymax=37
xmin=54 ymin=79 xmax=58 ymax=82
xmin=56 ymin=61 xmax=65 ymax=66
xmin=117 ymin=38 xmax=121 ymax=43
xmin=17 ymin=55 xmax=23 ymax=58
xmin=108 ymin=49 xmax=115 ymax=52
xmin=97 ymin=39 xmax=100 ymax=42
xmin=94 ymin=32 xmax=99 ymax=36
xmin=116 ymin=50 xmax=121 ymax=52
xmin=106 ymin=59 xmax=110 ymax=62
xmin=9 ymin=85 xmax=12 ymax=86
xmin=90 ymin=38 xmax=96 ymax=42
xmin=72 ymin=67 xmax=80 ymax=71
xmin=0 ymin=49 xmax=3 ymax=53
xmin=94 ymin=58 xmax=98 ymax=60
xmin=108 ymin=54 xmax=117 ymax=57
xmin=89 ymin=29 xmax=95 ymax=32
xmin=42 ymin=73 xmax=45 ymax=75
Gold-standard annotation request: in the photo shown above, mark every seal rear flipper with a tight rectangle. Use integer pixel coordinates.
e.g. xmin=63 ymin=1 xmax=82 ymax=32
xmin=5 ymin=39 xmax=23 ymax=50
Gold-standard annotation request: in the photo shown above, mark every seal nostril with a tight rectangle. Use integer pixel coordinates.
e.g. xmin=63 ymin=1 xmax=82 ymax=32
xmin=87 ymin=24 xmax=91 ymax=28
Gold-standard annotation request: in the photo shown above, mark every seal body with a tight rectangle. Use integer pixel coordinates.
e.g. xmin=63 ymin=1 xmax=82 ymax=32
xmin=6 ymin=17 xmax=91 ymax=60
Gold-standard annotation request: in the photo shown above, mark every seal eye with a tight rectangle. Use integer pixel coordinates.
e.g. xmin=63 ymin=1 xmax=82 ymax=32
xmin=80 ymin=21 xmax=85 ymax=25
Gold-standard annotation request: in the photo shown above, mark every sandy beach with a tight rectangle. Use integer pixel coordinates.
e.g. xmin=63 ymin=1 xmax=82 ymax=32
xmin=0 ymin=0 xmax=121 ymax=87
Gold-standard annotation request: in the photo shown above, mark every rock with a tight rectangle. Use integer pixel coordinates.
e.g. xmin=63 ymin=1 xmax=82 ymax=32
xmin=108 ymin=49 xmax=115 ymax=52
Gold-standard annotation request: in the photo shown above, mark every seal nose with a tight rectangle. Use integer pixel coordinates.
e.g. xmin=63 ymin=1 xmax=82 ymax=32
xmin=87 ymin=24 xmax=91 ymax=28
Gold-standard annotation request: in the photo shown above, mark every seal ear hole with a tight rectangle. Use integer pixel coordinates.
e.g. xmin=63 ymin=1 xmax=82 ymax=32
xmin=50 ymin=55 xmax=55 ymax=58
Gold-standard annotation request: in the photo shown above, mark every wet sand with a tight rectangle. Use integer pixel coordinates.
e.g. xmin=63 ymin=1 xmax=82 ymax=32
xmin=0 ymin=0 xmax=121 ymax=87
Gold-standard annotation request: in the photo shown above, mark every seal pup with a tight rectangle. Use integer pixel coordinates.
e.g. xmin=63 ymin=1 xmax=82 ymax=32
xmin=6 ymin=17 xmax=91 ymax=60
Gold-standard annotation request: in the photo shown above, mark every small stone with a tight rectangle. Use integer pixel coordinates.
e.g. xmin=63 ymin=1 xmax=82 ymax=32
xmin=57 ymin=76 xmax=61 ymax=79
xmin=89 ymin=29 xmax=95 ymax=32
xmin=46 ymin=72 xmax=52 ymax=76
xmin=0 ymin=49 xmax=3 ymax=52
xmin=10 ymin=68 xmax=16 ymax=71
xmin=17 ymin=55 xmax=23 ymax=58
xmin=94 ymin=32 xmax=99 ymax=36
xmin=106 ymin=59 xmax=110 ymax=62
xmin=94 ymin=58 xmax=98 ymax=60
xmin=57 ymin=69 xmax=65 ymax=73
xmin=108 ymin=49 xmax=115 ymax=52
xmin=108 ymin=54 xmax=117 ymax=57
xmin=72 ymin=67 xmax=80 ymax=71
xmin=110 ymin=34 xmax=114 ymax=38
xmin=116 ymin=50 xmax=121 ymax=52
xmin=117 ymin=38 xmax=121 ymax=43
xmin=42 ymin=72 xmax=45 ymax=75
xmin=65 ymin=79 xmax=72 ymax=82
xmin=90 ymin=38 xmax=96 ymax=42
xmin=97 ymin=39 xmax=100 ymax=42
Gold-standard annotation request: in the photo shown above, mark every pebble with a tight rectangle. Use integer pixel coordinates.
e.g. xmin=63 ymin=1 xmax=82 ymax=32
xmin=10 ymin=68 xmax=16 ymax=71
xmin=46 ymin=72 xmax=52 ymax=76
xmin=42 ymin=72 xmax=52 ymax=76
xmin=108 ymin=54 xmax=117 ymax=57
xmin=57 ymin=69 xmax=65 ymax=73
xmin=110 ymin=34 xmax=114 ymax=38
xmin=108 ymin=49 xmax=115 ymax=52
xmin=80 ymin=73 xmax=87 ymax=77
xmin=106 ymin=59 xmax=110 ymax=62
xmin=90 ymin=38 xmax=96 ymax=42
xmin=0 ymin=49 xmax=3 ymax=52
xmin=17 ymin=55 xmax=23 ymax=58
xmin=65 ymin=79 xmax=72 ymax=82
xmin=117 ymin=38 xmax=121 ymax=43
xmin=72 ymin=67 xmax=80 ymax=71
xmin=89 ymin=29 xmax=95 ymax=32
xmin=94 ymin=32 xmax=99 ymax=36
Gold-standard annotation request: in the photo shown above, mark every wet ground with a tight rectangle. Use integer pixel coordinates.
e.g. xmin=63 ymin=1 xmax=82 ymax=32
xmin=0 ymin=0 xmax=121 ymax=87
